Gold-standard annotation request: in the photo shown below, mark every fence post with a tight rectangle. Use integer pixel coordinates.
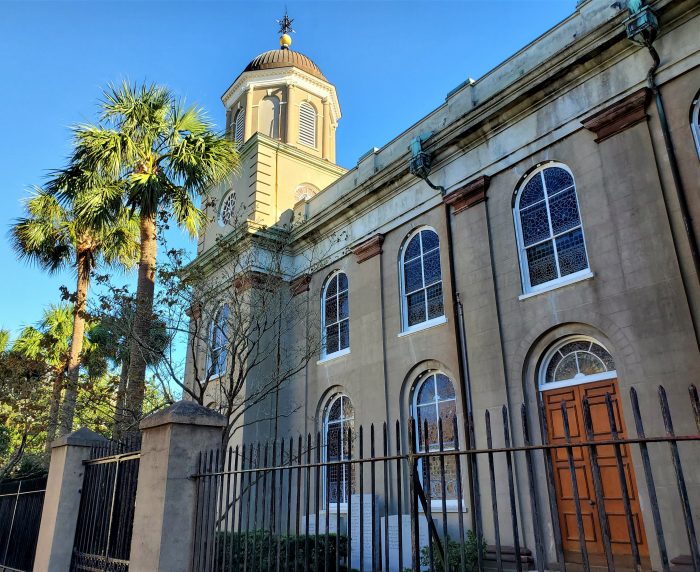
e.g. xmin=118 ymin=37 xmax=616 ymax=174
xmin=34 ymin=428 xmax=108 ymax=572
xmin=129 ymin=400 xmax=226 ymax=572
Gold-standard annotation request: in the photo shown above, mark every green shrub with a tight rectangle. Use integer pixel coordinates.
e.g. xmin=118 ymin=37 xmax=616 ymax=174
xmin=212 ymin=530 xmax=352 ymax=571
xmin=415 ymin=530 xmax=486 ymax=572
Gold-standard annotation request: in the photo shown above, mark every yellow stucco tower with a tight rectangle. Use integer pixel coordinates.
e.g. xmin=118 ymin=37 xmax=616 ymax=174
xmin=214 ymin=21 xmax=345 ymax=231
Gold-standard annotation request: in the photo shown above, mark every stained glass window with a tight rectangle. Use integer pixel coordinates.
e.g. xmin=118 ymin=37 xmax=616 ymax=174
xmin=325 ymin=395 xmax=354 ymax=504
xmin=543 ymin=338 xmax=616 ymax=385
xmin=516 ymin=165 xmax=589 ymax=291
xmin=402 ymin=228 xmax=444 ymax=329
xmin=414 ymin=373 xmax=458 ymax=501
xmin=692 ymin=96 xmax=700 ymax=159
xmin=322 ymin=272 xmax=349 ymax=357
xmin=218 ymin=191 xmax=236 ymax=227
xmin=209 ymin=304 xmax=230 ymax=377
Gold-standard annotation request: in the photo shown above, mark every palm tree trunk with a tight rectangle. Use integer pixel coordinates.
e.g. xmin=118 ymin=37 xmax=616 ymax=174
xmin=58 ymin=248 xmax=91 ymax=436
xmin=123 ymin=213 xmax=157 ymax=434
xmin=45 ymin=369 xmax=64 ymax=451
xmin=112 ymin=358 xmax=129 ymax=439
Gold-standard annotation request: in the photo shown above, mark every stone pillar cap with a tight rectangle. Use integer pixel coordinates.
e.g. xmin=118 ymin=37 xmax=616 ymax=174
xmin=140 ymin=400 xmax=227 ymax=431
xmin=51 ymin=427 xmax=108 ymax=449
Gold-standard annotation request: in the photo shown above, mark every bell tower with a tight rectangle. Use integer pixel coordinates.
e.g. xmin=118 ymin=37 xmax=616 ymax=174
xmin=205 ymin=12 xmax=345 ymax=234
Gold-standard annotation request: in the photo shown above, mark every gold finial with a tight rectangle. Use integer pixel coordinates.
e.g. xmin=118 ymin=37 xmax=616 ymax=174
xmin=277 ymin=10 xmax=295 ymax=50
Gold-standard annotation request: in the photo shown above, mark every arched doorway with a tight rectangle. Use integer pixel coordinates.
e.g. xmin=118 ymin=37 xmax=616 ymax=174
xmin=539 ymin=336 xmax=650 ymax=568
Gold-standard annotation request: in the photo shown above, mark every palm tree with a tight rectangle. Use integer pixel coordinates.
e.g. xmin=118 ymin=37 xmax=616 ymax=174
xmin=13 ymin=304 xmax=73 ymax=447
xmin=62 ymin=82 xmax=238 ymax=430
xmin=11 ymin=189 xmax=139 ymax=436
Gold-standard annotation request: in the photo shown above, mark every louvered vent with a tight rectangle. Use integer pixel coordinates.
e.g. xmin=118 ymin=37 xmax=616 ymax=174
xmin=234 ymin=109 xmax=245 ymax=144
xmin=299 ymin=102 xmax=316 ymax=148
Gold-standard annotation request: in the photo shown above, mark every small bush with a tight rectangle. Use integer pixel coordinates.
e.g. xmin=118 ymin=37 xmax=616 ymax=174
xmin=416 ymin=530 xmax=486 ymax=572
xmin=212 ymin=530 xmax=351 ymax=571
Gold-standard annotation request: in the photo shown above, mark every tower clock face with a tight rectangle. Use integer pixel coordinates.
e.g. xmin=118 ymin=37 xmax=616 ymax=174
xmin=218 ymin=192 xmax=236 ymax=227
xmin=294 ymin=183 xmax=320 ymax=202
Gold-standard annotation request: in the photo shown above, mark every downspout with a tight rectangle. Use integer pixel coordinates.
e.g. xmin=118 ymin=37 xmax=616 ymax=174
xmin=646 ymin=46 xmax=700 ymax=350
xmin=621 ymin=4 xmax=700 ymax=350
xmin=408 ymin=135 xmax=481 ymax=534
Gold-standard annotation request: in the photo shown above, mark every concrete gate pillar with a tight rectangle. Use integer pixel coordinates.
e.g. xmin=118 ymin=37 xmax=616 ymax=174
xmin=128 ymin=401 xmax=226 ymax=572
xmin=34 ymin=428 xmax=108 ymax=572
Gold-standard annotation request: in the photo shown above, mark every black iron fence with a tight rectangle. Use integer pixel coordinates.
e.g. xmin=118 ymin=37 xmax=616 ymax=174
xmin=0 ymin=476 xmax=46 ymax=571
xmin=70 ymin=437 xmax=141 ymax=572
xmin=191 ymin=384 xmax=700 ymax=572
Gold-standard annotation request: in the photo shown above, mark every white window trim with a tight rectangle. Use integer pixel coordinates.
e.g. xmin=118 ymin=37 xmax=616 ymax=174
xmin=397 ymin=315 xmax=448 ymax=338
xmin=412 ymin=372 xmax=460 ymax=506
xmin=218 ymin=190 xmax=236 ymax=228
xmin=323 ymin=394 xmax=354 ymax=508
xmin=518 ymin=270 xmax=594 ymax=300
xmin=513 ymin=163 xmax=591 ymax=295
xmin=399 ymin=227 xmax=445 ymax=333
xmin=320 ymin=271 xmax=350 ymax=360
xmin=692 ymin=96 xmax=700 ymax=159
xmin=317 ymin=347 xmax=351 ymax=365
xmin=419 ymin=499 xmax=468 ymax=512
xmin=538 ymin=335 xmax=617 ymax=391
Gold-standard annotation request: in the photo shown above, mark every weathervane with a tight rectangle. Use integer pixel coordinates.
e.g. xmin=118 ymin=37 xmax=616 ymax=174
xmin=277 ymin=10 xmax=295 ymax=36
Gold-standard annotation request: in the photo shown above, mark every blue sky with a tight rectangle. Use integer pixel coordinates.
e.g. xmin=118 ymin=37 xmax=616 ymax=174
xmin=0 ymin=0 xmax=575 ymax=337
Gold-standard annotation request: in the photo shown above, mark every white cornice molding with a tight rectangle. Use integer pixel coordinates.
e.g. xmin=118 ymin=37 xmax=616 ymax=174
xmin=221 ymin=68 xmax=341 ymax=125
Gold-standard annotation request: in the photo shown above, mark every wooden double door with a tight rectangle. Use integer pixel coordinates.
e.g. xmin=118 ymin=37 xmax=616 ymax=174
xmin=542 ymin=379 xmax=649 ymax=567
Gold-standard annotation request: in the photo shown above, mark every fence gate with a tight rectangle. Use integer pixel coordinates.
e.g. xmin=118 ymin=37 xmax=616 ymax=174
xmin=0 ymin=476 xmax=46 ymax=571
xmin=70 ymin=439 xmax=140 ymax=572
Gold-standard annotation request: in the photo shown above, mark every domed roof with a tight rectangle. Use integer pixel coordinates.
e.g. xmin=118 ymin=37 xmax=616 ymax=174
xmin=244 ymin=49 xmax=327 ymax=81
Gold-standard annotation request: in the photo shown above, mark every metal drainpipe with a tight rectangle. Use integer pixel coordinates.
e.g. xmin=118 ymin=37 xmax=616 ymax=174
xmin=645 ymin=44 xmax=700 ymax=350
xmin=414 ymin=172 xmax=480 ymax=534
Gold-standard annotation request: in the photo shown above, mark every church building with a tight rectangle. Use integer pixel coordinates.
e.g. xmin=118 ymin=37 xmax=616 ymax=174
xmin=185 ymin=0 xmax=700 ymax=569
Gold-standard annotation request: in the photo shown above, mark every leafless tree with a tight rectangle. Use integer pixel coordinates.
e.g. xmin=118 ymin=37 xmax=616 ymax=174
xmin=118 ymin=213 xmax=341 ymax=449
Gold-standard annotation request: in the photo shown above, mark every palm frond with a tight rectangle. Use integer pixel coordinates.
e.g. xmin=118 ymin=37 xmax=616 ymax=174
xmin=10 ymin=188 xmax=73 ymax=274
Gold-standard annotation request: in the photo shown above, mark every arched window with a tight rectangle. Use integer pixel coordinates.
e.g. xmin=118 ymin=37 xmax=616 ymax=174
xmin=209 ymin=304 xmax=230 ymax=377
xmin=294 ymin=182 xmax=319 ymax=202
xmin=541 ymin=336 xmax=616 ymax=390
xmin=692 ymin=94 xmax=700 ymax=159
xmin=299 ymin=101 xmax=316 ymax=148
xmin=413 ymin=372 xmax=458 ymax=502
xmin=234 ymin=108 xmax=245 ymax=144
xmin=514 ymin=163 xmax=590 ymax=293
xmin=258 ymin=96 xmax=280 ymax=139
xmin=218 ymin=191 xmax=236 ymax=227
xmin=400 ymin=227 xmax=444 ymax=331
xmin=321 ymin=272 xmax=349 ymax=358
xmin=324 ymin=394 xmax=354 ymax=505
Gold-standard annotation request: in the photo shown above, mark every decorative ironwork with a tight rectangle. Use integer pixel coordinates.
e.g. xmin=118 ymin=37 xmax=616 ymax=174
xmin=276 ymin=11 xmax=295 ymax=36
xmin=0 ymin=476 xmax=46 ymax=571
xmin=190 ymin=383 xmax=700 ymax=571
xmin=70 ymin=438 xmax=141 ymax=572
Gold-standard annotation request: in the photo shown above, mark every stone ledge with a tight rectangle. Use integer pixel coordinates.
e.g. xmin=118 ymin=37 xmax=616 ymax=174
xmin=352 ymin=234 xmax=384 ymax=263
xmin=581 ymin=87 xmax=650 ymax=143
xmin=443 ymin=175 xmax=491 ymax=214
xmin=51 ymin=427 xmax=108 ymax=449
xmin=290 ymin=274 xmax=312 ymax=296
xmin=140 ymin=401 xmax=227 ymax=431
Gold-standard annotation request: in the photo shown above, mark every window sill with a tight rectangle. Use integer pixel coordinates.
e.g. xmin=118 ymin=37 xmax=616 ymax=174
xmin=419 ymin=500 xmax=468 ymax=514
xmin=518 ymin=271 xmax=594 ymax=301
xmin=398 ymin=316 xmax=448 ymax=338
xmin=323 ymin=504 xmax=349 ymax=515
xmin=317 ymin=348 xmax=351 ymax=365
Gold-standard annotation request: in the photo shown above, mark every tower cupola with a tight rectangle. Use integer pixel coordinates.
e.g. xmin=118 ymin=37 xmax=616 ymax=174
xmin=221 ymin=11 xmax=341 ymax=162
